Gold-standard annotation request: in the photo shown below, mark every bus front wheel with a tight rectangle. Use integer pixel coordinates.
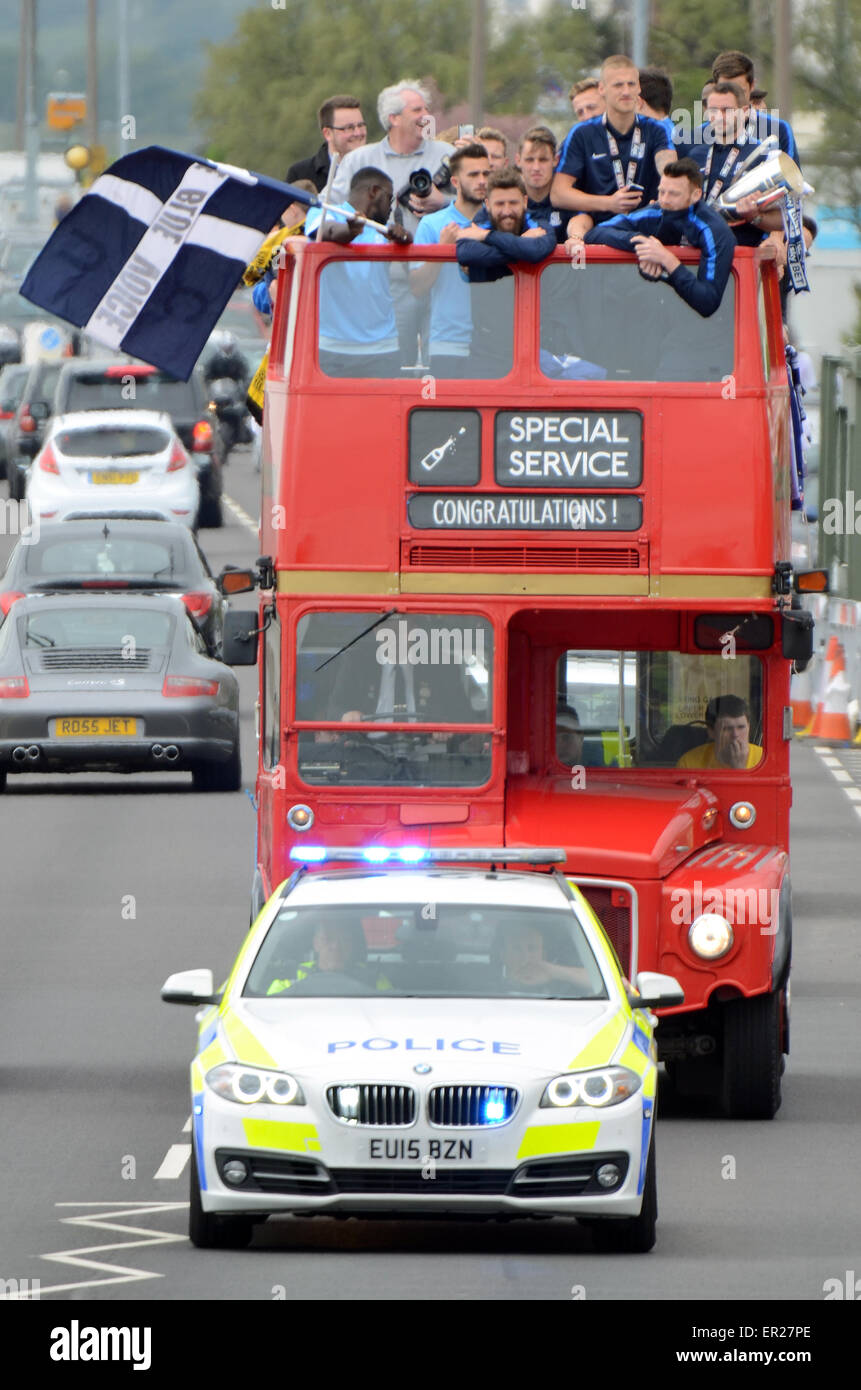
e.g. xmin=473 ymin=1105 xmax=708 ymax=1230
xmin=721 ymin=990 xmax=783 ymax=1120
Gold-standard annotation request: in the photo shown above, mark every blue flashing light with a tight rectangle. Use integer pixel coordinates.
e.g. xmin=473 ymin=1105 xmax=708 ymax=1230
xmin=289 ymin=845 xmax=327 ymax=862
xmin=363 ymin=847 xmax=392 ymax=863
xmin=484 ymin=1091 xmax=507 ymax=1124
xmin=397 ymin=846 xmax=428 ymax=863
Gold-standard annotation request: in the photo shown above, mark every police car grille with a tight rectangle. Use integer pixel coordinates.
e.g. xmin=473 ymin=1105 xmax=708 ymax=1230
xmin=38 ymin=647 xmax=152 ymax=671
xmin=327 ymin=1084 xmax=416 ymax=1126
xmin=330 ymin=1168 xmax=512 ymax=1195
xmin=578 ymin=887 xmax=632 ymax=975
xmin=428 ymin=1085 xmax=519 ymax=1127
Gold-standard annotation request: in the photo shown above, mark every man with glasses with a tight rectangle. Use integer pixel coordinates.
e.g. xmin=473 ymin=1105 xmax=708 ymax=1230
xmin=286 ymin=94 xmax=367 ymax=192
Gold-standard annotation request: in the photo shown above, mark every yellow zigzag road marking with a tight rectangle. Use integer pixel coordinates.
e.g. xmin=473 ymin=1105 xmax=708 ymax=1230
xmin=2 ymin=1201 xmax=188 ymax=1299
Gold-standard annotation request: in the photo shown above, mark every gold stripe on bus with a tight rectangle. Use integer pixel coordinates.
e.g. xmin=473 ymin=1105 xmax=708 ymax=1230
xmin=651 ymin=575 xmax=772 ymax=599
xmin=275 ymin=570 xmax=771 ymax=599
xmin=401 ymin=574 xmax=649 ymax=596
xmin=276 ymin=571 xmax=401 ymax=595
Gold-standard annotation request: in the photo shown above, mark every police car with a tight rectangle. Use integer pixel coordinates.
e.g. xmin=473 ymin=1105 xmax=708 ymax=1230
xmin=162 ymin=848 xmax=684 ymax=1251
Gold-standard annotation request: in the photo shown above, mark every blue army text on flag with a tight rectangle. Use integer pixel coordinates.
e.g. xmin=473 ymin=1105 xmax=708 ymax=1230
xmin=19 ymin=147 xmax=320 ymax=381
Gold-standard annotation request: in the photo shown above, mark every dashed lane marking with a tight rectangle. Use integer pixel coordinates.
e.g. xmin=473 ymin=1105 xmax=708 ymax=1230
xmin=154 ymin=1143 xmax=192 ymax=1180
xmin=223 ymin=493 xmax=258 ymax=536
xmin=0 ymin=1202 xmax=187 ymax=1299
xmin=814 ymin=745 xmax=861 ymax=823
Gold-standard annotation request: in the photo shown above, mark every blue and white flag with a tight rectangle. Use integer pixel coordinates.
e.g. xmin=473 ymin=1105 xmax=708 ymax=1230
xmin=19 ymin=146 xmax=319 ymax=380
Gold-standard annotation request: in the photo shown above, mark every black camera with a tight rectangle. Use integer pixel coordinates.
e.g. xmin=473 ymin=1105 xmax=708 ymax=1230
xmin=396 ymin=167 xmax=433 ymax=209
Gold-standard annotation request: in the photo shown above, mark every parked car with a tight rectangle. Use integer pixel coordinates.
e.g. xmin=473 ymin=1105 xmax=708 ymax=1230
xmin=0 ymin=362 xmax=30 ymax=480
xmin=0 ymin=518 xmax=231 ymax=655
xmin=52 ymin=360 xmax=224 ymax=526
xmin=7 ymin=358 xmax=66 ymax=499
xmin=26 ymin=410 xmax=199 ymax=528
xmin=0 ymin=592 xmax=241 ymax=791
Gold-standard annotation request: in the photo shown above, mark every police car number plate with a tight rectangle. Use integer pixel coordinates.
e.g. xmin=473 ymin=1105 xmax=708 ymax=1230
xmin=367 ymin=1137 xmax=481 ymax=1162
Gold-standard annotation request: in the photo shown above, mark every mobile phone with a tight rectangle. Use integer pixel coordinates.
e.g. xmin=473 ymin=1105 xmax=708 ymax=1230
xmin=626 ymin=182 xmax=644 ymax=193
xmin=458 ymin=124 xmax=475 ymax=139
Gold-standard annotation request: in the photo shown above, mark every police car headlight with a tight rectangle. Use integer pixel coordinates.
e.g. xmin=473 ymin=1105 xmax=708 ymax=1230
xmin=540 ymin=1067 xmax=641 ymax=1109
xmin=688 ymin=913 xmax=733 ymax=960
xmin=205 ymin=1063 xmax=305 ymax=1106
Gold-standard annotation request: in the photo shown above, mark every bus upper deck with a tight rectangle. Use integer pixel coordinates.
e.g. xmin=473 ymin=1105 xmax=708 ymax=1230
xmin=261 ymin=240 xmax=790 ymax=598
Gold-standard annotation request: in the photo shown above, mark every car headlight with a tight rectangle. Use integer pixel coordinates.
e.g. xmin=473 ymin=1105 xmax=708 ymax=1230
xmin=688 ymin=912 xmax=734 ymax=960
xmin=205 ymin=1063 xmax=305 ymax=1106
xmin=540 ymin=1066 xmax=642 ymax=1109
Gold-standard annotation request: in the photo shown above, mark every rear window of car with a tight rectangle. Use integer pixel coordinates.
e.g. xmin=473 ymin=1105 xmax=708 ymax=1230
xmin=22 ymin=533 xmax=193 ymax=581
xmin=54 ymin=425 xmax=171 ymax=458
xmin=62 ymin=371 xmax=196 ymax=416
xmin=23 ymin=608 xmax=174 ymax=649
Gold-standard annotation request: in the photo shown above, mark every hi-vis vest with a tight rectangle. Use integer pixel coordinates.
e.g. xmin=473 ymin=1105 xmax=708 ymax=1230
xmin=267 ymin=961 xmax=393 ymax=996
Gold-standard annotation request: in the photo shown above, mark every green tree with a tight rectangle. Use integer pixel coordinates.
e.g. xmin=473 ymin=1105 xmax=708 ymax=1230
xmin=193 ymin=0 xmax=471 ymax=176
xmin=797 ymin=0 xmax=861 ymax=237
xmin=648 ymin=0 xmax=754 ymax=120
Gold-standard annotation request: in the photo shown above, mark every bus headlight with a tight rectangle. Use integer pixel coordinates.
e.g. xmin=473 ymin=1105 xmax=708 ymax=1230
xmin=728 ymin=801 xmax=756 ymax=829
xmin=688 ymin=913 xmax=733 ymax=959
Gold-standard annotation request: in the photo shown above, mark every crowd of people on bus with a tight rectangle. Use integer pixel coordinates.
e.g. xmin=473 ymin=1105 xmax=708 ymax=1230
xmin=247 ymin=47 xmax=814 ymax=366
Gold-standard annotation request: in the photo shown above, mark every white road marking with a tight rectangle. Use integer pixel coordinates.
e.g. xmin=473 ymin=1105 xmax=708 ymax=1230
xmin=154 ymin=1143 xmax=192 ymax=1180
xmin=182 ymin=1114 xmax=192 ymax=1132
xmin=223 ymin=493 xmax=258 ymax=536
xmin=830 ymin=769 xmax=853 ymax=783
xmin=0 ymin=1201 xmax=187 ymax=1299
xmin=845 ymin=788 xmax=861 ymax=802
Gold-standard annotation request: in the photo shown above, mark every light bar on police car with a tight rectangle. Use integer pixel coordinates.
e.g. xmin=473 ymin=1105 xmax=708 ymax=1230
xmin=288 ymin=846 xmax=566 ymax=865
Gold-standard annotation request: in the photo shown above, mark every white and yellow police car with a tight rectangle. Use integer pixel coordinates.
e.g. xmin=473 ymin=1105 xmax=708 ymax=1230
xmin=162 ymin=848 xmax=683 ymax=1251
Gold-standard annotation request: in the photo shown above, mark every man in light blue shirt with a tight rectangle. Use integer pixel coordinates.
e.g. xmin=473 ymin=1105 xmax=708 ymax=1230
xmin=305 ymin=167 xmax=411 ymax=378
xmin=411 ymin=143 xmax=490 ymax=377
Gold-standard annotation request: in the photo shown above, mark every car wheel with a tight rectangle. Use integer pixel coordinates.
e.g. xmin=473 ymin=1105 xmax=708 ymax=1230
xmin=587 ymin=1138 xmax=657 ymax=1254
xmin=189 ymin=1145 xmax=253 ymax=1250
xmin=721 ymin=989 xmax=782 ymax=1120
xmin=197 ymin=492 xmax=223 ymax=529
xmin=192 ymin=745 xmax=241 ymax=792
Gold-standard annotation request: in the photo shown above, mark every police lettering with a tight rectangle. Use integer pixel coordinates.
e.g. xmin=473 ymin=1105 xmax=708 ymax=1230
xmin=327 ymin=1037 xmax=521 ymax=1054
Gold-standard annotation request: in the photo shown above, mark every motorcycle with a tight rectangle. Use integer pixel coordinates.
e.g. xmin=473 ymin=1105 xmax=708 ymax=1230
xmin=207 ymin=377 xmax=253 ymax=459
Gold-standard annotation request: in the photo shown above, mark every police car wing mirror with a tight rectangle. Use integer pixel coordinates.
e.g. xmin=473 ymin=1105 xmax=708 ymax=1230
xmin=217 ymin=566 xmax=256 ymax=596
xmin=628 ymin=972 xmax=685 ymax=1010
xmin=221 ymin=609 xmax=260 ymax=665
xmin=161 ymin=969 xmax=222 ymax=1006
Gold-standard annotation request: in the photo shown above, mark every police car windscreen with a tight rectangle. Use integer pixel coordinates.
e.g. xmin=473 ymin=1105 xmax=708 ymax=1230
xmin=540 ymin=263 xmax=735 ymax=382
xmin=244 ymin=904 xmax=608 ymax=999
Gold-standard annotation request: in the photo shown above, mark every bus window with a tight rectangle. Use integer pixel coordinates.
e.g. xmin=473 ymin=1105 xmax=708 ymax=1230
xmin=556 ymin=649 xmax=763 ymax=770
xmin=317 ymin=260 xmax=514 ymax=379
xmin=294 ymin=611 xmax=493 ymax=788
xmin=261 ymin=611 xmax=281 ymax=770
xmin=539 ymin=263 xmax=735 ymax=383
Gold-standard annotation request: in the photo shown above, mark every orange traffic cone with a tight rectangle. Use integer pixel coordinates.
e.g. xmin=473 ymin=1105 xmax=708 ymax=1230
xmin=790 ymin=665 xmax=814 ymax=732
xmin=810 ymin=644 xmax=852 ymax=743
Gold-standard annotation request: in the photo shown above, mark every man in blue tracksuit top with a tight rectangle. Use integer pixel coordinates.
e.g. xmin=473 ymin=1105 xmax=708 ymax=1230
xmin=454 ymin=168 xmax=557 ymax=376
xmin=582 ymin=157 xmax=735 ymax=317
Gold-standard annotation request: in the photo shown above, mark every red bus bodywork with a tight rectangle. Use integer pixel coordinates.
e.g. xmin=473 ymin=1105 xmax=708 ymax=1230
xmin=249 ymin=240 xmax=796 ymax=1115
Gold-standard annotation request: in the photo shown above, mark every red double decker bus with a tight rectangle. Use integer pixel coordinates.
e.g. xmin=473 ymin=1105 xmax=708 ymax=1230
xmin=227 ymin=236 xmax=814 ymax=1118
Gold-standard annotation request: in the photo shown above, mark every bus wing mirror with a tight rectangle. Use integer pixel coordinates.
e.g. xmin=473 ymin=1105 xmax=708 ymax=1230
xmin=782 ymin=609 xmax=814 ymax=665
xmin=218 ymin=566 xmax=256 ymax=596
xmin=222 ymin=609 xmax=259 ymax=665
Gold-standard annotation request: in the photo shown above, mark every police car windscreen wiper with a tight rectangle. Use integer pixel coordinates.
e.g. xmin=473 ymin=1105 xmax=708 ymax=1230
xmin=315 ymin=609 xmax=398 ymax=673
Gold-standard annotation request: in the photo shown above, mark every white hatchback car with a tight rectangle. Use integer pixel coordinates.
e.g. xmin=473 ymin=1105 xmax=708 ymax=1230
xmin=26 ymin=409 xmax=199 ymax=527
